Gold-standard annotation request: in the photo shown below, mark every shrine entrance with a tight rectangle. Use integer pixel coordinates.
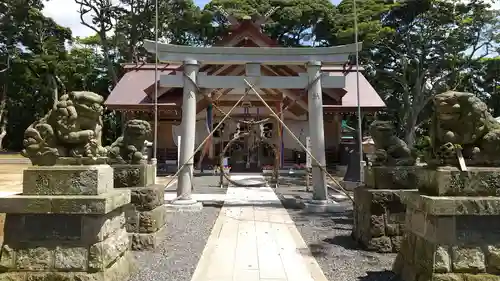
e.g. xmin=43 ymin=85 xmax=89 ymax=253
xmin=222 ymin=125 xmax=277 ymax=173
xmin=146 ymin=33 xmax=360 ymax=199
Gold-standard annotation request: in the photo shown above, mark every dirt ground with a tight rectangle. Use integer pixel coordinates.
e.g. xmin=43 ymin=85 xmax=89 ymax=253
xmin=0 ymin=164 xmax=28 ymax=242
xmin=0 ymin=164 xmax=28 ymax=193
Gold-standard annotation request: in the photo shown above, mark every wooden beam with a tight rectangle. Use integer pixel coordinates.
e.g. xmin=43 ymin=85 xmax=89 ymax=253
xmin=144 ymin=40 xmax=362 ymax=65
xmin=160 ymin=72 xmax=345 ymax=89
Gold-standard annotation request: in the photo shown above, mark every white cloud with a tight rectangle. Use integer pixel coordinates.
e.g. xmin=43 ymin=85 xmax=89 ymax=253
xmin=42 ymin=0 xmax=95 ymax=38
xmin=42 ymin=0 xmax=500 ymax=39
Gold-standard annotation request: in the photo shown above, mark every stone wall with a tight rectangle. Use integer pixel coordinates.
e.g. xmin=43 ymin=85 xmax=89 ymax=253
xmin=125 ymin=185 xmax=169 ymax=250
xmin=352 ymin=188 xmax=405 ymax=252
xmin=0 ymin=164 xmax=134 ymax=280
xmin=352 ymin=166 xmax=418 ymax=253
xmin=394 ymin=189 xmax=500 ymax=281
xmin=0 ymin=210 xmax=133 ymax=280
xmin=112 ymin=164 xmax=156 ymax=189
xmin=113 ymin=164 xmax=168 ymax=250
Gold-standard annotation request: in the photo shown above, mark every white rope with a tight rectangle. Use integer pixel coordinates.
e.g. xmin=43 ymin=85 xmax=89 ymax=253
xmin=163 ymin=93 xmax=249 ymax=197
xmin=244 ymin=79 xmax=354 ymax=202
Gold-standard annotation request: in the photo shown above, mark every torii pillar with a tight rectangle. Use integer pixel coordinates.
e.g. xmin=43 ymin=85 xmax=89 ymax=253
xmin=307 ymin=61 xmax=328 ymax=201
xmin=168 ymin=59 xmax=202 ymax=210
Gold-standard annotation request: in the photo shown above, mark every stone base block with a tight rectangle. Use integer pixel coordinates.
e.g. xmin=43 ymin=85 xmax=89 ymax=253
xmin=352 ymin=187 xmax=409 ymax=253
xmin=416 ymin=166 xmax=500 ymax=196
xmin=0 ymin=208 xmax=135 ymax=280
xmin=165 ymin=199 xmax=203 ymax=212
xmin=0 ymin=252 xmax=135 ymax=281
xmin=129 ymin=185 xmax=164 ymax=211
xmin=129 ymin=223 xmax=168 ymax=251
xmin=123 ymin=185 xmax=169 ymax=251
xmin=365 ymin=166 xmax=422 ymax=190
xmin=302 ymin=200 xmax=350 ymax=213
xmin=22 ymin=165 xmax=113 ymax=195
xmin=393 ymin=194 xmax=500 ymax=281
xmin=125 ymin=204 xmax=169 ymax=235
xmin=112 ymin=164 xmax=156 ymax=188
xmin=0 ymin=189 xmax=130 ymax=214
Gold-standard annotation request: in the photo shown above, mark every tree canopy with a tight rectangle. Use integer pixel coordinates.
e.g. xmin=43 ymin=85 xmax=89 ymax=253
xmin=0 ymin=0 xmax=498 ymax=151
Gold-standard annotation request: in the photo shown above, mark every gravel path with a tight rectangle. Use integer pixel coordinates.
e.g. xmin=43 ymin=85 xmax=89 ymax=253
xmin=275 ymin=187 xmax=397 ymax=281
xmin=129 ymin=206 xmax=221 ymax=281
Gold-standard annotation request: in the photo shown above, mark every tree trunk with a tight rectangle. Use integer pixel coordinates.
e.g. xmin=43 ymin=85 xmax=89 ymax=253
xmin=0 ymin=113 xmax=8 ymax=151
xmin=0 ymin=55 xmax=9 ymax=151
xmin=51 ymin=75 xmax=58 ymax=108
xmin=404 ymin=116 xmax=418 ymax=148
xmin=99 ymin=31 xmax=118 ymax=86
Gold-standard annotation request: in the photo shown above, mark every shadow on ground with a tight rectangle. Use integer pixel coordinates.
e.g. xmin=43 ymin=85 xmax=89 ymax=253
xmin=275 ymin=187 xmax=396 ymax=281
xmin=358 ymin=271 xmax=398 ymax=281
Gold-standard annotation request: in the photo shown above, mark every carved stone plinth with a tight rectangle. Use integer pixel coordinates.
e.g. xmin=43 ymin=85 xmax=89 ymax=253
xmin=416 ymin=166 xmax=500 ymax=196
xmin=124 ymin=185 xmax=168 ymax=250
xmin=113 ymin=163 xmax=166 ymax=250
xmin=364 ymin=166 xmax=421 ymax=190
xmin=352 ymin=188 xmax=406 ymax=253
xmin=393 ymin=190 xmax=500 ymax=281
xmin=0 ymin=165 xmax=134 ymax=281
xmin=112 ymin=164 xmax=156 ymax=189
xmin=352 ymin=166 xmax=418 ymax=253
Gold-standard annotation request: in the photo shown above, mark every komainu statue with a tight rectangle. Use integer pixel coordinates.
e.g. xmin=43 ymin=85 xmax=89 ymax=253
xmin=107 ymin=119 xmax=152 ymax=164
xmin=369 ymin=120 xmax=415 ymax=166
xmin=21 ymin=91 xmax=107 ymax=166
xmin=427 ymin=91 xmax=500 ymax=166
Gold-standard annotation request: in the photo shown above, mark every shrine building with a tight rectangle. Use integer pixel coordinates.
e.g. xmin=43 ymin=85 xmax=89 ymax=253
xmin=104 ymin=18 xmax=385 ymax=172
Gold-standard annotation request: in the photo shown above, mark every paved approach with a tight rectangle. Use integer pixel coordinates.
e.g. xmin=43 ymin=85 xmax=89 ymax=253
xmin=191 ymin=175 xmax=328 ymax=281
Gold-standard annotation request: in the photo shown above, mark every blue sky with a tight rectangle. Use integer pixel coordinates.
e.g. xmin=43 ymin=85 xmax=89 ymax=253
xmin=42 ymin=0 xmax=343 ymax=38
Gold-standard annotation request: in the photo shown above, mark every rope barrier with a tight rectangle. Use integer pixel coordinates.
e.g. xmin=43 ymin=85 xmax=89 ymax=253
xmin=167 ymin=69 xmax=354 ymax=203
xmin=244 ymin=79 xmax=354 ymax=203
xmin=164 ymin=92 xmax=249 ymax=202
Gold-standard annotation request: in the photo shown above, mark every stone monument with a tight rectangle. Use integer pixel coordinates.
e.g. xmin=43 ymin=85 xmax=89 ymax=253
xmin=107 ymin=119 xmax=167 ymax=251
xmin=0 ymin=91 xmax=134 ymax=280
xmin=107 ymin=119 xmax=156 ymax=188
xmin=393 ymin=91 xmax=500 ymax=280
xmin=352 ymin=120 xmax=417 ymax=253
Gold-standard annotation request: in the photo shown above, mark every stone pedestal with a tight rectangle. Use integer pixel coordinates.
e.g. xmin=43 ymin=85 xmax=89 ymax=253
xmin=0 ymin=165 xmax=134 ymax=281
xmin=352 ymin=166 xmax=418 ymax=253
xmin=125 ymin=185 xmax=169 ymax=250
xmin=113 ymin=164 xmax=167 ymax=250
xmin=112 ymin=164 xmax=156 ymax=189
xmin=393 ymin=167 xmax=500 ymax=281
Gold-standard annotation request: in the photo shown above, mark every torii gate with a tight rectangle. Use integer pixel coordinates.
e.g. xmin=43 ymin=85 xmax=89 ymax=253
xmin=144 ymin=20 xmax=362 ymax=208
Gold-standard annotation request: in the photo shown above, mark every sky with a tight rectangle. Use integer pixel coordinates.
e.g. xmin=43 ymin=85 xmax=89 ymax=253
xmin=42 ymin=0 xmax=499 ymax=38
xmin=42 ymin=0 xmax=341 ymax=38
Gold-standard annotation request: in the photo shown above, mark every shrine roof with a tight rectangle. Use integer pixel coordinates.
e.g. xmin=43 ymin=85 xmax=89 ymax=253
xmin=323 ymin=70 xmax=386 ymax=112
xmin=105 ymin=19 xmax=385 ymax=112
xmin=105 ymin=63 xmax=181 ymax=109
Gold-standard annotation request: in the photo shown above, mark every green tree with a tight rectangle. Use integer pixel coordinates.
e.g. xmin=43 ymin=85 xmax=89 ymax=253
xmin=337 ymin=0 xmax=500 ymax=146
xmin=0 ymin=0 xmax=72 ymax=150
xmin=201 ymin=0 xmax=338 ymax=46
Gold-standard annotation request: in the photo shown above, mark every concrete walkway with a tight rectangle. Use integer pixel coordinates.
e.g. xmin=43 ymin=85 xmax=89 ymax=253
xmin=191 ymin=176 xmax=328 ymax=281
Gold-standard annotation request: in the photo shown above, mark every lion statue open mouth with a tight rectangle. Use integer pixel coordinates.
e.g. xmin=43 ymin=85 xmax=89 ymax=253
xmin=21 ymin=91 xmax=107 ymax=166
xmin=428 ymin=91 xmax=500 ymax=166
